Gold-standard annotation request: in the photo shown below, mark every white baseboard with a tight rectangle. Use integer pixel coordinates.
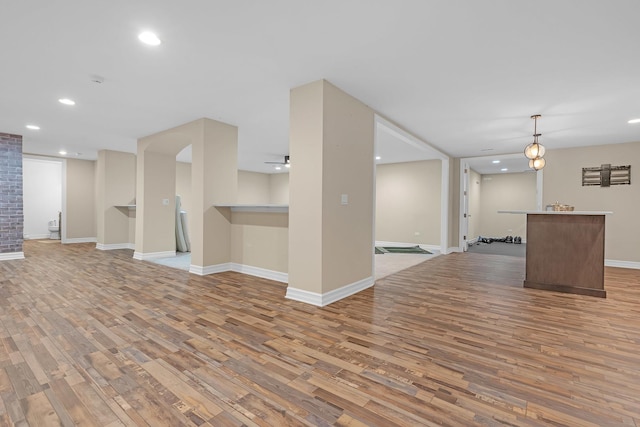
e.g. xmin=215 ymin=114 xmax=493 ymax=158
xmin=605 ymin=259 xmax=640 ymax=270
xmin=189 ymin=262 xmax=232 ymax=276
xmin=96 ymin=243 xmax=135 ymax=250
xmin=445 ymin=247 xmax=462 ymax=254
xmin=24 ymin=234 xmax=51 ymax=240
xmin=230 ymin=263 xmax=288 ymax=283
xmin=188 ymin=262 xmax=289 ymax=283
xmin=375 ymin=240 xmax=441 ymax=253
xmin=63 ymin=237 xmax=97 ymax=244
xmin=133 ymin=250 xmax=176 ymax=261
xmin=0 ymin=252 xmax=25 ymax=261
xmin=285 ymin=276 xmax=374 ymax=307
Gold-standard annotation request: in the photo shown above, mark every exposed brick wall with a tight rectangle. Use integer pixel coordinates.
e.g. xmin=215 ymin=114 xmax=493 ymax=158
xmin=0 ymin=133 xmax=23 ymax=253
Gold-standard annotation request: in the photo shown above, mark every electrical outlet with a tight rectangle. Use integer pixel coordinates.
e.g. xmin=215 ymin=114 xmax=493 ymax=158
xmin=162 ymin=198 xmax=169 ymax=206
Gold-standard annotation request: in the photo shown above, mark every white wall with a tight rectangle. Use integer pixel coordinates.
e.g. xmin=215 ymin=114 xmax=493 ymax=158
xmin=23 ymin=157 xmax=62 ymax=239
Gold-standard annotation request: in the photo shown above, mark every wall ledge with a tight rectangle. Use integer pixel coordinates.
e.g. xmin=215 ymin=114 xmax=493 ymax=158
xmin=0 ymin=252 xmax=25 ymax=261
xmin=285 ymin=276 xmax=374 ymax=307
xmin=97 ymin=243 xmax=135 ymax=250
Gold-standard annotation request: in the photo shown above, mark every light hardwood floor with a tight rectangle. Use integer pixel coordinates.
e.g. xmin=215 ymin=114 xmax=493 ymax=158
xmin=1 ymin=241 xmax=639 ymax=426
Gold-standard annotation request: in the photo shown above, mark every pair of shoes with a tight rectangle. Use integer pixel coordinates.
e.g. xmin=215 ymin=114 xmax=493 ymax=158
xmin=514 ymin=236 xmax=522 ymax=244
xmin=505 ymin=235 xmax=513 ymax=243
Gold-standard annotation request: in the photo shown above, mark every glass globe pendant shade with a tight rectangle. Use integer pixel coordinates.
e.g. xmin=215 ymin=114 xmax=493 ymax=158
xmin=529 ymin=157 xmax=546 ymax=171
xmin=524 ymin=140 xmax=546 ymax=160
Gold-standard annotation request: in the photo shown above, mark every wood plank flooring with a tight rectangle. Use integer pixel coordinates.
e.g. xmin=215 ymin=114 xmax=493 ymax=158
xmin=1 ymin=241 xmax=640 ymax=426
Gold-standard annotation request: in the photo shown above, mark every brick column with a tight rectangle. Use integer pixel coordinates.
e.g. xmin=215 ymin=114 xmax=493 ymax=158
xmin=0 ymin=132 xmax=24 ymax=259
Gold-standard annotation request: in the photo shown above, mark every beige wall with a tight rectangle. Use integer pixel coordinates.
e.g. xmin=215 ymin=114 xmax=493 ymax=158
xmin=238 ymin=171 xmax=270 ymax=204
xmin=375 ymin=160 xmax=441 ymax=245
xmin=449 ymin=158 xmax=460 ymax=248
xmin=135 ymin=150 xmax=177 ymax=254
xmin=230 ymin=212 xmax=288 ymax=272
xmin=176 ymin=161 xmax=192 ymax=236
xmin=96 ymin=150 xmax=136 ymax=245
xmin=289 ymin=80 xmax=375 ymax=296
xmin=269 ymin=173 xmax=289 ymax=204
xmin=65 ymin=159 xmax=96 ymax=239
xmin=543 ymin=141 xmax=640 ymax=262
xmin=479 ymin=172 xmax=537 ymax=239
xmin=321 ymin=82 xmax=375 ymax=291
xmin=468 ymin=168 xmax=481 ymax=240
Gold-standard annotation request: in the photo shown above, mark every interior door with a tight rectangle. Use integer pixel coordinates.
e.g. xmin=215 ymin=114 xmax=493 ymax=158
xmin=461 ymin=162 xmax=469 ymax=251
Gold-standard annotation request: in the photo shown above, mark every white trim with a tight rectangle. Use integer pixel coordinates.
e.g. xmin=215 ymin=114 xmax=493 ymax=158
xmin=372 ymin=117 xmax=378 ymax=280
xmin=229 ymin=263 xmax=288 ymax=283
xmin=605 ymin=259 xmax=640 ymax=270
xmin=285 ymin=276 xmax=374 ymax=307
xmin=64 ymin=237 xmax=97 ymax=244
xmin=445 ymin=246 xmax=462 ymax=254
xmin=96 ymin=243 xmax=135 ymax=250
xmin=375 ymin=240 xmax=440 ymax=253
xmin=24 ymin=234 xmax=51 ymax=240
xmin=133 ymin=250 xmax=176 ymax=261
xmin=0 ymin=252 xmax=25 ymax=261
xmin=288 ymin=276 xmax=374 ymax=306
xmin=189 ymin=262 xmax=232 ymax=276
xmin=440 ymin=158 xmax=450 ymax=255
xmin=61 ymin=159 xmax=68 ymax=243
xmin=536 ymin=169 xmax=544 ymax=211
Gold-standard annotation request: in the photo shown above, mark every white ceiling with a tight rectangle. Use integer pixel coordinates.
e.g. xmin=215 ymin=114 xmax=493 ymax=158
xmin=2 ymin=1 xmax=640 ymax=174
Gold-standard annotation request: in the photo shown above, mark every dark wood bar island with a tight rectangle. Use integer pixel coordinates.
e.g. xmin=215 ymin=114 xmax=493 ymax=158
xmin=499 ymin=211 xmax=612 ymax=298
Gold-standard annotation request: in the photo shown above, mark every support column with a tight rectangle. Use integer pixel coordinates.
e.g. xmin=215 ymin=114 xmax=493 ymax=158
xmin=286 ymin=80 xmax=375 ymax=306
xmin=0 ymin=133 xmax=24 ymax=260
xmin=134 ymin=118 xmax=237 ymax=268
xmin=189 ymin=119 xmax=238 ymax=274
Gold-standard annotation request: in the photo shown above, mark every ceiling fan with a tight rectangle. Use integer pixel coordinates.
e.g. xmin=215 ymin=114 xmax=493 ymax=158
xmin=264 ymin=155 xmax=290 ymax=168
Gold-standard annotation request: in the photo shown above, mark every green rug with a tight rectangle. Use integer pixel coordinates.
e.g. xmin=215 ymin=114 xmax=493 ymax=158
xmin=375 ymin=245 xmax=431 ymax=254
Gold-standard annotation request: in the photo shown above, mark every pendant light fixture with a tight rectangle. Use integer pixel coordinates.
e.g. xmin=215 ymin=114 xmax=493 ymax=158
xmin=524 ymin=114 xmax=546 ymax=171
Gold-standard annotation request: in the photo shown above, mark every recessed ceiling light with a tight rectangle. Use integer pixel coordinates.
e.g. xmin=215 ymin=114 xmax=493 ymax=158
xmin=59 ymin=150 xmax=67 ymax=155
xmin=275 ymin=166 xmax=281 ymax=170
xmin=285 ymin=164 xmax=291 ymax=168
xmin=25 ymin=124 xmax=40 ymax=130
xmin=628 ymin=118 xmax=640 ymax=124
xmin=138 ymin=31 xmax=161 ymax=46
xmin=492 ymin=160 xmax=500 ymax=164
xmin=501 ymin=168 xmax=508 ymax=172
xmin=58 ymin=98 xmax=75 ymax=106
xmin=375 ymin=156 xmax=381 ymax=160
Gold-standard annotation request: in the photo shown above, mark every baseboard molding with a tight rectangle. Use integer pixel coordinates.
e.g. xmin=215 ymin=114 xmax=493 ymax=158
xmin=63 ymin=237 xmax=97 ymax=244
xmin=0 ymin=252 xmax=25 ymax=261
xmin=24 ymin=234 xmax=50 ymax=240
xmin=189 ymin=263 xmax=232 ymax=276
xmin=375 ymin=240 xmax=441 ymax=253
xmin=230 ymin=263 xmax=288 ymax=283
xmin=96 ymin=243 xmax=135 ymax=251
xmin=605 ymin=259 xmax=640 ymax=270
xmin=445 ymin=246 xmax=462 ymax=254
xmin=285 ymin=276 xmax=374 ymax=307
xmin=133 ymin=250 xmax=176 ymax=261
